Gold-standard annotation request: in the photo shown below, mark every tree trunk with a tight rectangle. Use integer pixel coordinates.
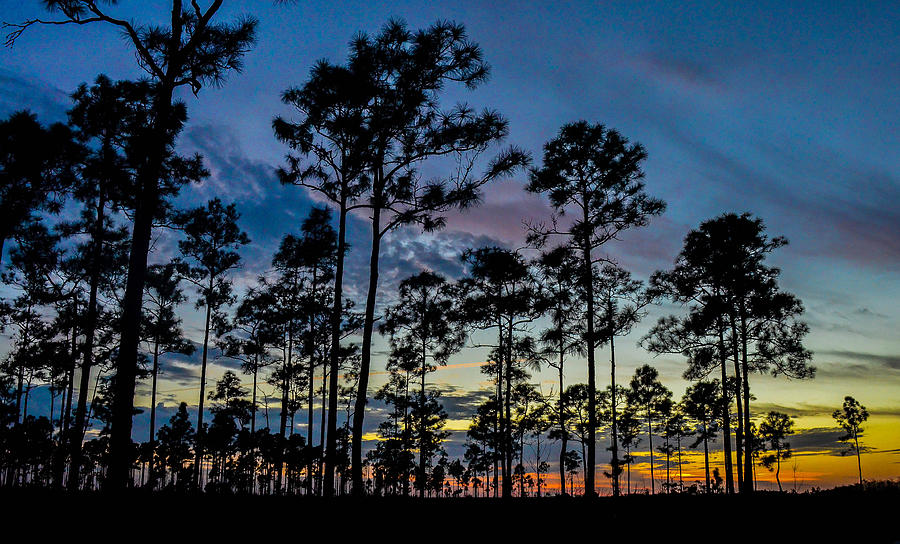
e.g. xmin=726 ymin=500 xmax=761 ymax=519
xmin=730 ymin=318 xmax=745 ymax=493
xmin=775 ymin=449 xmax=782 ymax=492
xmin=277 ymin=324 xmax=293 ymax=493
xmin=716 ymin=314 xmax=734 ymax=494
xmin=324 ymin=200 xmax=348 ymax=497
xmin=352 ymin=199 xmax=382 ymax=496
xmin=609 ymin=316 xmax=620 ymax=497
xmin=647 ymin=412 xmax=654 ymax=495
xmin=739 ymin=307 xmax=753 ymax=493
xmin=147 ymin=337 xmax=160 ymax=489
xmin=69 ymin=190 xmax=107 ymax=490
xmin=581 ymin=211 xmax=597 ymax=497
xmin=558 ymin=349 xmax=566 ymax=496
xmin=418 ymin=339 xmax=427 ymax=498
xmin=504 ymin=316 xmax=514 ymax=498
xmin=703 ymin=429 xmax=710 ymax=494
xmin=194 ymin=292 xmax=213 ymax=489
xmin=855 ymin=433 xmax=863 ymax=486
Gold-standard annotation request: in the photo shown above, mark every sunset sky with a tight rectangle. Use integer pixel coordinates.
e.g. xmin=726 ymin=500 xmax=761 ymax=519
xmin=1 ymin=1 xmax=897 ymax=491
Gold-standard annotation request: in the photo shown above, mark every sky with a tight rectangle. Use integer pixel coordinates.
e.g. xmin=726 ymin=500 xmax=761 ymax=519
xmin=1 ymin=1 xmax=898 ymax=491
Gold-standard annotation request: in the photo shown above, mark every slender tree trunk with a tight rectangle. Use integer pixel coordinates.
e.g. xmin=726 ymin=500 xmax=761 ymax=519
xmin=716 ymin=314 xmax=734 ymax=494
xmin=536 ymin=430 xmax=542 ymax=498
xmin=277 ymin=325 xmax=294 ymax=493
xmin=703 ymin=428 xmax=710 ymax=494
xmin=194 ymin=294 xmax=213 ymax=489
xmin=70 ymin=191 xmax=107 ymax=490
xmin=352 ymin=195 xmax=383 ymax=496
xmin=64 ymin=318 xmax=76 ymax=437
xmin=418 ymin=339 xmax=427 ymax=498
xmin=775 ymin=448 xmax=782 ymax=492
xmin=15 ymin=362 xmax=23 ymax=424
xmin=324 ymin=201 xmax=348 ymax=497
xmin=581 ymin=213 xmax=597 ymax=497
xmin=730 ymin=318 xmax=745 ymax=493
xmin=504 ymin=316 xmax=514 ymax=499
xmin=495 ymin=321 xmax=503 ymax=498
xmin=147 ymin=336 xmax=160 ymax=489
xmin=558 ymin=348 xmax=567 ymax=496
xmin=647 ymin=412 xmax=654 ymax=495
xmin=855 ymin=433 xmax=863 ymax=486
xmin=306 ymin=353 xmax=314 ymax=494
xmin=739 ymin=307 xmax=753 ymax=493
xmin=318 ymin=359 xmax=326 ymax=495
xmin=610 ymin=318 xmax=620 ymax=497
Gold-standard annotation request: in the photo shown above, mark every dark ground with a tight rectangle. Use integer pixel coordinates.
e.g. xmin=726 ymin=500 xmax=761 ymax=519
xmin=4 ymin=485 xmax=898 ymax=542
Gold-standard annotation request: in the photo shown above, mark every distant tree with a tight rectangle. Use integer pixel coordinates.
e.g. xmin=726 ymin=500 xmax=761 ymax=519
xmin=534 ymin=245 xmax=582 ymax=495
xmin=681 ymin=380 xmax=721 ymax=493
xmin=7 ymin=0 xmax=260 ymax=489
xmin=294 ymin=206 xmax=338 ymax=491
xmin=528 ymin=121 xmax=665 ymax=495
xmin=141 ymin=262 xmax=194 ymax=489
xmin=1 ymin=222 xmax=63 ymax=424
xmin=563 ymin=449 xmax=582 ymax=495
xmin=458 ymin=247 xmax=544 ymax=497
xmin=712 ymin=214 xmax=814 ymax=493
xmin=661 ymin=405 xmax=692 ymax=492
xmin=832 ymin=396 xmax=869 ymax=486
xmin=174 ymin=198 xmax=250 ymax=487
xmin=758 ymin=411 xmax=793 ymax=492
xmin=380 ymin=270 xmax=465 ymax=497
xmin=627 ymin=364 xmax=672 ymax=495
xmin=266 ymin=232 xmax=311 ymax=493
xmin=156 ymin=402 xmax=196 ymax=490
xmin=593 ymin=263 xmax=653 ymax=495
xmin=219 ymin=285 xmax=278 ymax=437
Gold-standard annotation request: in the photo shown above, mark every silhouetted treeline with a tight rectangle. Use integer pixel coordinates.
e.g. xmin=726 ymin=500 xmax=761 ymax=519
xmin=2 ymin=4 xmax=861 ymax=498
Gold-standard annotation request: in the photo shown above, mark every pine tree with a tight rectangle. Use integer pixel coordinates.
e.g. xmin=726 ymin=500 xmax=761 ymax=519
xmin=174 ymin=198 xmax=249 ymax=489
xmin=528 ymin=121 xmax=665 ymax=495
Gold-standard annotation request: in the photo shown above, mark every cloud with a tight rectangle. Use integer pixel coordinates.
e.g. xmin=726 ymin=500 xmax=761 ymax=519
xmin=0 ymin=69 xmax=69 ymax=122
xmin=786 ymin=427 xmax=846 ymax=456
xmin=817 ymin=350 xmax=900 ymax=371
xmin=635 ymin=51 xmax=724 ymax=92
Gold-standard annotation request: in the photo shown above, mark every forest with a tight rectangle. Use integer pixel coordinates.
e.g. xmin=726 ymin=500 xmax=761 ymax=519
xmin=0 ymin=1 xmax=891 ymax=507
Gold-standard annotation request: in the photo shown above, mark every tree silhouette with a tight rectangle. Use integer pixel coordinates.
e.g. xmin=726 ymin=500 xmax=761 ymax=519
xmin=156 ymin=402 xmax=195 ymax=491
xmin=535 ymin=245 xmax=582 ymax=496
xmin=335 ymin=20 xmax=529 ymax=495
xmin=696 ymin=213 xmax=814 ymax=493
xmin=141 ymin=262 xmax=194 ymax=489
xmin=174 ymin=198 xmax=250 ymax=489
xmin=528 ymin=121 xmax=665 ymax=495
xmin=832 ymin=395 xmax=869 ymax=486
xmin=379 ymin=270 xmax=465 ymax=497
xmin=627 ymin=364 xmax=672 ymax=495
xmin=594 ymin=263 xmax=653 ymax=496
xmin=274 ymin=49 xmax=371 ymax=497
xmin=63 ymin=76 xmax=164 ymax=489
xmin=458 ymin=247 xmax=544 ymax=497
xmin=7 ymin=1 xmax=260 ymax=489
xmin=758 ymin=411 xmax=793 ymax=492
xmin=0 ymin=111 xmax=78 ymax=268
xmin=681 ymin=380 xmax=721 ymax=493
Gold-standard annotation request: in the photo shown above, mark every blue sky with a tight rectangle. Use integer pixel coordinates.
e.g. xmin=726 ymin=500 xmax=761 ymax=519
xmin=1 ymin=1 xmax=898 ymax=487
